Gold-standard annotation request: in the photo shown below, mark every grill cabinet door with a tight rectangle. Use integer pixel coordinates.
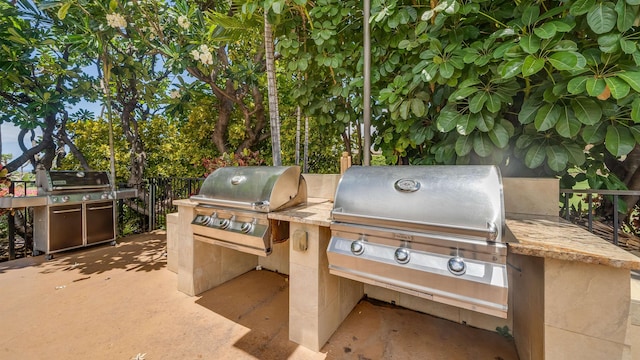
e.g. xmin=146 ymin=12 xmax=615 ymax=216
xmin=86 ymin=201 xmax=115 ymax=244
xmin=49 ymin=204 xmax=83 ymax=251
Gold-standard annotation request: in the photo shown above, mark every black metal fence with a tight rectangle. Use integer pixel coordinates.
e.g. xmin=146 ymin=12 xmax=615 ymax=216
xmin=3 ymin=179 xmax=640 ymax=262
xmin=560 ymin=188 xmax=640 ymax=250
xmin=0 ymin=177 xmax=205 ymax=262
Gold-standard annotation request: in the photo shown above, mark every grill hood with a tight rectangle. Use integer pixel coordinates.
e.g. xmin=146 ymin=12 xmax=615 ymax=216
xmin=332 ymin=165 xmax=504 ymax=242
xmin=191 ymin=166 xmax=307 ymax=212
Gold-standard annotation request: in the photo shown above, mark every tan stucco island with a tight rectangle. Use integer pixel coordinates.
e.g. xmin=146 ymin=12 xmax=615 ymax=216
xmin=170 ymin=174 xmax=640 ymax=359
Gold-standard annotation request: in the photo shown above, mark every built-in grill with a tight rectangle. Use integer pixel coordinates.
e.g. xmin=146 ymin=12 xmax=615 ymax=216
xmin=327 ymin=165 xmax=508 ymax=318
xmin=190 ymin=166 xmax=307 ymax=256
xmin=33 ymin=170 xmax=116 ymax=258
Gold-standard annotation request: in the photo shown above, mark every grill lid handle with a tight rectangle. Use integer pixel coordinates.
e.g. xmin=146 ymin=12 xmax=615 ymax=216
xmin=394 ymin=179 xmax=420 ymax=192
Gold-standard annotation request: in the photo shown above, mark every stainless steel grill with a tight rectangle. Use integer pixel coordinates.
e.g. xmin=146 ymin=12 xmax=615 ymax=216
xmin=327 ymin=165 xmax=508 ymax=318
xmin=190 ymin=166 xmax=307 ymax=256
xmin=34 ymin=170 xmax=116 ymax=258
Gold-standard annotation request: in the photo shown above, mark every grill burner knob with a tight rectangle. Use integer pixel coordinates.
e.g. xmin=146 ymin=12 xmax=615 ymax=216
xmin=62 ymin=196 xmax=70 ymax=203
xmin=200 ymin=216 xmax=213 ymax=226
xmin=394 ymin=248 xmax=411 ymax=264
xmin=240 ymin=222 xmax=253 ymax=234
xmin=219 ymin=218 xmax=231 ymax=230
xmin=350 ymin=240 xmax=365 ymax=256
xmin=448 ymin=256 xmax=466 ymax=276
xmin=82 ymin=195 xmax=91 ymax=201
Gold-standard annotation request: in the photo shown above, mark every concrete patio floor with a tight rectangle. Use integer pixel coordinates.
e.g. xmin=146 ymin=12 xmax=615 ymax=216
xmin=0 ymin=231 xmax=519 ymax=360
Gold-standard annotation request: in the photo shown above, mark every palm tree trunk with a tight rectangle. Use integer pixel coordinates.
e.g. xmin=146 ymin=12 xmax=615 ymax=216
xmin=295 ymin=106 xmax=301 ymax=165
xmin=264 ymin=11 xmax=282 ymax=166
xmin=304 ymin=115 xmax=309 ymax=173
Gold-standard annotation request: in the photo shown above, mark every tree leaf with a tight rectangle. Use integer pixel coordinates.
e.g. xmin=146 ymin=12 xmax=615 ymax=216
xmin=449 ymin=86 xmax=479 ymax=101
xmin=582 ymin=122 xmax=607 ymax=143
xmin=473 ymin=132 xmax=494 ymax=157
xmin=620 ymin=39 xmax=638 ymax=54
xmin=605 ymin=125 xmax=635 ymax=157
xmin=630 ymin=125 xmax=640 ymax=143
xmin=399 ymin=100 xmax=410 ymax=119
xmin=522 ymin=5 xmax=540 ymax=26
xmin=475 ymin=112 xmax=495 ymax=132
xmin=525 ymin=143 xmax=546 ymax=168
xmin=469 ymin=92 xmax=488 ymax=113
xmin=533 ymin=22 xmax=557 ymax=39
xmin=456 ymin=113 xmax=476 ymax=135
xmin=522 ymin=55 xmax=545 ymax=77
xmin=556 ymin=105 xmax=581 ymax=138
xmin=568 ymin=76 xmax=589 ymax=94
xmin=534 ymin=103 xmax=561 ymax=131
xmin=455 ymin=135 xmax=473 ymax=156
xmin=57 ymin=2 xmax=71 ymax=20
xmin=616 ymin=0 xmax=636 ymax=32
xmin=411 ymin=98 xmax=426 ymax=117
xmin=500 ymin=59 xmax=523 ymax=79
xmin=586 ymin=77 xmax=607 ymax=96
xmin=488 ymin=123 xmax=509 ymax=148
xmin=440 ymin=62 xmax=455 ymax=78
xmin=627 ymin=0 xmax=640 ymax=5
xmin=437 ymin=108 xmax=459 ymax=132
xmin=604 ymin=76 xmax=631 ymax=99
xmin=548 ymin=51 xmax=585 ymax=71
xmin=564 ymin=143 xmax=586 ymax=165
xmin=520 ymin=34 xmax=541 ymax=54
xmin=632 ymin=98 xmax=640 ymax=123
xmin=571 ymin=97 xmax=602 ymax=125
xmin=519 ymin=98 xmax=541 ymax=124
xmin=570 ymin=0 xmax=595 ymax=15
xmin=486 ymin=93 xmax=501 ymax=113
xmin=587 ymin=3 xmax=617 ymax=34
xmin=546 ymin=145 xmax=570 ymax=171
xmin=617 ymin=71 xmax=640 ymax=92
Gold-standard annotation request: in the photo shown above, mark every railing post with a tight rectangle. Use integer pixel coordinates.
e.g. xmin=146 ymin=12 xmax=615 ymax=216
xmin=149 ymin=178 xmax=157 ymax=231
xmin=613 ymin=195 xmax=619 ymax=246
xmin=564 ymin=193 xmax=570 ymax=220
xmin=587 ymin=193 xmax=593 ymax=233
xmin=8 ymin=182 xmax=15 ymax=260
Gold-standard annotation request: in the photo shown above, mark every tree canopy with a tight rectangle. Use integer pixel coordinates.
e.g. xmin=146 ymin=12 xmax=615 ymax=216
xmin=1 ymin=0 xmax=640 ymax=199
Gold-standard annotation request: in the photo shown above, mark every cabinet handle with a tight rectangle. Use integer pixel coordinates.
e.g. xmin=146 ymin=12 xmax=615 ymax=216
xmin=52 ymin=208 xmax=81 ymax=214
xmin=87 ymin=205 xmax=113 ymax=211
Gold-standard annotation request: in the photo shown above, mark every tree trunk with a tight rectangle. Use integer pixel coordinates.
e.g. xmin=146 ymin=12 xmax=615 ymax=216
xmin=304 ymin=115 xmax=309 ymax=173
xmin=295 ymin=106 xmax=301 ymax=165
xmin=264 ymin=10 xmax=282 ymax=166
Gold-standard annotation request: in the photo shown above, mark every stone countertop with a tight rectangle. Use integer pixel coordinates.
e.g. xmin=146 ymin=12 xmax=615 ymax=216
xmin=173 ymin=198 xmax=198 ymax=207
xmin=506 ymin=213 xmax=640 ymax=270
xmin=268 ymin=197 xmax=333 ymax=227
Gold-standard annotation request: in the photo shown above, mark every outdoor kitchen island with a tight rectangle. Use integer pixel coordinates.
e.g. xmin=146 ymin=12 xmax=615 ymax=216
xmin=173 ymin=175 xmax=640 ymax=359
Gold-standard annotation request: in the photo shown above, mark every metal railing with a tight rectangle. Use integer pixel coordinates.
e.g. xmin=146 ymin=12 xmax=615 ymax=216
xmin=560 ymin=188 xmax=640 ymax=247
xmin=2 ymin=180 xmax=638 ymax=262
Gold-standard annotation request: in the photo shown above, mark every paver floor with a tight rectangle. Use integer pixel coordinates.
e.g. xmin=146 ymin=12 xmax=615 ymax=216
xmin=0 ymin=231 xmax=519 ymax=360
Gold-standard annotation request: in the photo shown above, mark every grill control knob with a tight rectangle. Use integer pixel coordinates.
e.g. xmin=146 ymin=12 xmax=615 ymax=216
xmin=62 ymin=196 xmax=70 ymax=203
xmin=101 ymin=193 xmax=110 ymax=199
xmin=82 ymin=194 xmax=91 ymax=201
xmin=240 ymin=222 xmax=253 ymax=234
xmin=350 ymin=240 xmax=365 ymax=256
xmin=201 ymin=216 xmax=213 ymax=226
xmin=394 ymin=248 xmax=411 ymax=264
xmin=448 ymin=256 xmax=466 ymax=276
xmin=219 ymin=218 xmax=231 ymax=230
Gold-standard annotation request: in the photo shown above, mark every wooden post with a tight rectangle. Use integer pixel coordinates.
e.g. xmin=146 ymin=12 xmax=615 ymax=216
xmin=340 ymin=152 xmax=352 ymax=174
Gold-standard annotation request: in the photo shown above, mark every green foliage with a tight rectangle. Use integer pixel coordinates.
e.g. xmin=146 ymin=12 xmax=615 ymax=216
xmin=59 ymin=116 xmax=202 ymax=181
